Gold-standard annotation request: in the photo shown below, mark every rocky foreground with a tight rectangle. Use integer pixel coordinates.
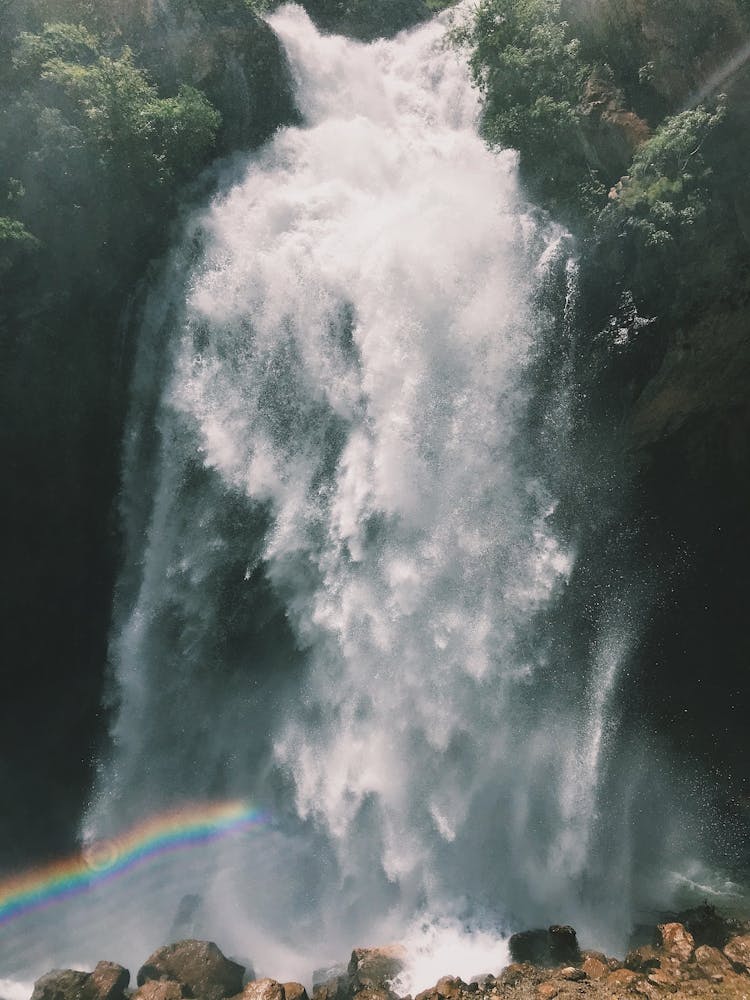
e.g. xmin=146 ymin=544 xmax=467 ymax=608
xmin=26 ymin=908 xmax=750 ymax=1000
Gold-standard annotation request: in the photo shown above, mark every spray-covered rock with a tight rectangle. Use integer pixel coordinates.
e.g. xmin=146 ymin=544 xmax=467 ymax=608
xmin=137 ymin=940 xmax=244 ymax=1000
xmin=31 ymin=971 xmax=91 ymax=1000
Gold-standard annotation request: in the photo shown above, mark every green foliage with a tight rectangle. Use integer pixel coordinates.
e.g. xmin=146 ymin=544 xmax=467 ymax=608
xmin=15 ymin=27 xmax=221 ymax=189
xmin=13 ymin=22 xmax=99 ymax=75
xmin=453 ymin=0 xmax=595 ymax=219
xmin=0 ymin=215 xmax=40 ymax=275
xmin=150 ymin=85 xmax=223 ymax=178
xmin=600 ymin=103 xmax=725 ymax=249
xmin=0 ymin=216 xmax=39 ymax=246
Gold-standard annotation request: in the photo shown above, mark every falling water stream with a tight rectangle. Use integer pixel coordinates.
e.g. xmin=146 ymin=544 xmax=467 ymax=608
xmin=0 ymin=5 xmax=720 ymax=991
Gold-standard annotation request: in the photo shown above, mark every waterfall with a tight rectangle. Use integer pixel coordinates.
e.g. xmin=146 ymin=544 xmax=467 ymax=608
xmin=0 ymin=4 xmax=712 ymax=987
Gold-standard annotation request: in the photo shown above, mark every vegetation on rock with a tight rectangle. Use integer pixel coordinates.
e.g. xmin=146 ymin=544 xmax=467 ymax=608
xmin=0 ymin=0 xmax=296 ymax=869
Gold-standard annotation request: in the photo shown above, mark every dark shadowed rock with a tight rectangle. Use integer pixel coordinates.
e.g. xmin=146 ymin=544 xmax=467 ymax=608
xmin=625 ymin=946 xmax=661 ymax=973
xmin=31 ymin=972 xmax=90 ymax=1000
xmin=295 ymin=0 xmax=431 ymax=42
xmin=508 ymin=930 xmax=549 ymax=966
xmin=678 ymin=904 xmax=741 ymax=949
xmin=81 ymin=963 xmax=130 ymax=1000
xmin=548 ymin=926 xmax=580 ymax=965
xmin=509 ymin=926 xmax=579 ymax=967
xmin=137 ymin=940 xmax=244 ymax=1000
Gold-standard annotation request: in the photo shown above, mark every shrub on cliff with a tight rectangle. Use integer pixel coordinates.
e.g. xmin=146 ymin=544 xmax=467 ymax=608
xmin=453 ymin=0 xmax=597 ymax=219
xmin=13 ymin=23 xmax=221 ymax=191
xmin=600 ymin=102 xmax=725 ymax=250
xmin=593 ymin=100 xmax=746 ymax=316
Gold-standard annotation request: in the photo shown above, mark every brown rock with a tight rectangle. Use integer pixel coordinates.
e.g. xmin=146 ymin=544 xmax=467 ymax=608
xmin=578 ymin=68 xmax=650 ymax=178
xmin=284 ymin=984 xmax=309 ymax=1000
xmin=657 ymin=923 xmax=695 ymax=963
xmin=607 ymin=968 xmax=638 ymax=987
xmin=137 ymin=940 xmax=244 ymax=1000
xmin=132 ymin=984 xmax=183 ymax=1000
xmin=625 ymin=946 xmax=661 ymax=973
xmin=349 ymin=948 xmax=406 ymax=992
xmin=581 ymin=955 xmax=608 ymax=980
xmin=724 ymin=933 xmax=750 ymax=971
xmin=695 ymin=945 xmax=733 ymax=980
xmin=31 ymin=971 xmax=90 ymax=1000
xmin=312 ymin=976 xmax=350 ymax=1000
xmin=82 ymin=963 xmax=130 ymax=1000
xmin=500 ymin=964 xmax=536 ymax=988
xmin=647 ymin=969 xmax=678 ymax=990
xmin=434 ymin=978 xmax=464 ymax=999
xmin=353 ymin=990 xmax=392 ymax=1000
xmin=238 ymin=981 xmax=285 ymax=1000
xmin=536 ymin=985 xmax=559 ymax=1000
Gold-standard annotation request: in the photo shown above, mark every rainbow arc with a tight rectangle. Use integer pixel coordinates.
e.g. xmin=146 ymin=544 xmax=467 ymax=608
xmin=0 ymin=800 xmax=265 ymax=925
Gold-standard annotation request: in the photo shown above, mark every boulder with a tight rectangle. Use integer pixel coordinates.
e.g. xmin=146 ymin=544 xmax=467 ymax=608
xmin=508 ymin=930 xmax=549 ymax=966
xmin=724 ymin=934 xmax=750 ymax=972
xmin=348 ymin=948 xmax=406 ymax=992
xmin=312 ymin=977 xmax=350 ymax=1000
xmin=137 ymin=940 xmax=244 ymax=1000
xmin=283 ymin=984 xmax=309 ymax=1000
xmin=236 ymin=981 xmax=285 ymax=1000
xmin=657 ymin=923 xmax=695 ymax=963
xmin=607 ymin=968 xmax=638 ymax=988
xmin=580 ymin=954 xmax=608 ymax=980
xmin=132 ymin=984 xmax=183 ymax=1000
xmin=646 ymin=968 xmax=678 ymax=989
xmin=433 ymin=978 xmax=463 ymax=1000
xmin=31 ymin=971 xmax=90 ymax=1000
xmin=578 ymin=68 xmax=650 ymax=179
xmin=508 ymin=926 xmax=579 ymax=967
xmin=82 ymin=963 xmax=130 ymax=1000
xmin=547 ymin=926 xmax=581 ymax=965
xmin=678 ymin=904 xmax=738 ymax=948
xmin=695 ymin=945 xmax=733 ymax=980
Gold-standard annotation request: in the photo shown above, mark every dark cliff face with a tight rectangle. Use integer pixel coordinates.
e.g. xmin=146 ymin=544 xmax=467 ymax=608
xmin=292 ymin=0 xmax=433 ymax=41
xmin=0 ymin=0 xmax=298 ymax=869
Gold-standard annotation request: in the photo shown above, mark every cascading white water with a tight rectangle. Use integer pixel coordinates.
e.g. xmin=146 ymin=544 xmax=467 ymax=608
xmin=0 ymin=4 xmax=713 ymax=988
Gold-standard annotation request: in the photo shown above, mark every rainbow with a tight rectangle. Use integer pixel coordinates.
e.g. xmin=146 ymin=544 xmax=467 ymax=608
xmin=0 ymin=800 xmax=266 ymax=926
